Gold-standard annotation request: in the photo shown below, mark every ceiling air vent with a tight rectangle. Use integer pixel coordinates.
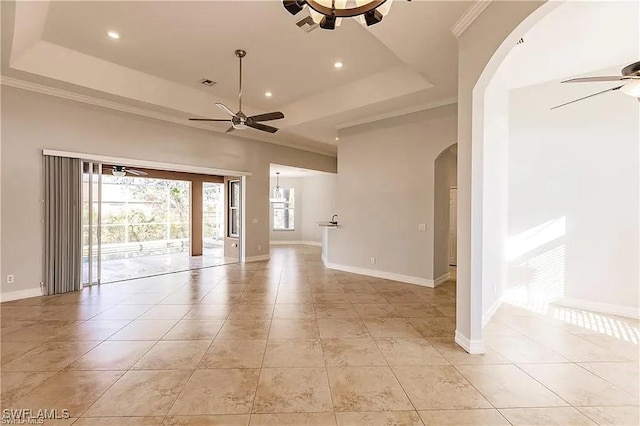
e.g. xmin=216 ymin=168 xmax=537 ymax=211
xmin=199 ymin=78 xmax=217 ymax=87
xmin=516 ymin=37 xmax=525 ymax=45
xmin=296 ymin=15 xmax=319 ymax=33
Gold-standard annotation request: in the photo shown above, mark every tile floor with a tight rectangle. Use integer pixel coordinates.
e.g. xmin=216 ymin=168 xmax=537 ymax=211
xmin=1 ymin=245 xmax=638 ymax=425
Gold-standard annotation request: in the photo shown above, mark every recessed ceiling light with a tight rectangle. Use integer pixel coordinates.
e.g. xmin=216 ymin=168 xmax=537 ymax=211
xmin=107 ymin=31 xmax=120 ymax=39
xmin=335 ymin=137 xmax=339 ymax=141
xmin=265 ymin=91 xmax=273 ymax=98
xmin=334 ymin=61 xmax=344 ymax=69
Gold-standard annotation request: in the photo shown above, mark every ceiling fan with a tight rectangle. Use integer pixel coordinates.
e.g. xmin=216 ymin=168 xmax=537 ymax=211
xmin=552 ymin=61 xmax=640 ymax=109
xmin=109 ymin=165 xmax=148 ymax=177
xmin=189 ymin=49 xmax=285 ymax=134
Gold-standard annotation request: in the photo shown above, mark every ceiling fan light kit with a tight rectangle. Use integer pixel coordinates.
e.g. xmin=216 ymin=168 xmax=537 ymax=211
xmin=283 ymin=0 xmax=396 ymax=30
xmin=188 ymin=50 xmax=285 ymax=133
xmin=111 ymin=165 xmax=148 ymax=177
xmin=553 ymin=60 xmax=640 ymax=109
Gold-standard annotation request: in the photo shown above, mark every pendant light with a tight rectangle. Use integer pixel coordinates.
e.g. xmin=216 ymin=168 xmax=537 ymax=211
xmin=270 ymin=172 xmax=286 ymax=203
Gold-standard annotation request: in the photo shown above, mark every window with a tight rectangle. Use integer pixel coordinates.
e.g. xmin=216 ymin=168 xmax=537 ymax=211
xmin=228 ymin=180 xmax=240 ymax=238
xmin=273 ymin=188 xmax=295 ymax=230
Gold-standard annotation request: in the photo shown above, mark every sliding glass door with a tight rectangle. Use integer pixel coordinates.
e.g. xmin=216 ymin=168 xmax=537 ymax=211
xmin=82 ymin=161 xmax=102 ymax=286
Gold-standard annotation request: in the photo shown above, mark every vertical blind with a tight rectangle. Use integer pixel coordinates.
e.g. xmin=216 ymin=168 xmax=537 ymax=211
xmin=44 ymin=155 xmax=82 ymax=295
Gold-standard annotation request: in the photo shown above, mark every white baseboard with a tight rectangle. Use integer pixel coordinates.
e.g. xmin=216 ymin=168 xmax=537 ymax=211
xmin=324 ymin=261 xmax=436 ymax=287
xmin=433 ymin=272 xmax=451 ymax=287
xmin=455 ymin=330 xmax=485 ymax=354
xmin=0 ymin=287 xmax=44 ymax=303
xmin=270 ymin=240 xmax=322 ymax=247
xmin=553 ymin=298 xmax=640 ymax=319
xmin=482 ymin=297 xmax=504 ymax=327
xmin=244 ymin=254 xmax=271 ymax=263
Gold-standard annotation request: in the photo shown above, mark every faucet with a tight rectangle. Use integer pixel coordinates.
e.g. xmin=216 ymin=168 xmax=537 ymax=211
xmin=330 ymin=215 xmax=338 ymax=224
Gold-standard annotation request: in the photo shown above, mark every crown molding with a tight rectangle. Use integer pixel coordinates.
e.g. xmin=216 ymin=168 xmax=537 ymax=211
xmin=451 ymin=0 xmax=493 ymax=38
xmin=0 ymin=75 xmax=337 ymax=157
xmin=335 ymin=97 xmax=457 ymax=131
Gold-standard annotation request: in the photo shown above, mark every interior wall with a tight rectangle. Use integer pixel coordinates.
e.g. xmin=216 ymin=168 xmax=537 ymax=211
xmin=481 ymin=73 xmax=510 ymax=321
xmin=433 ymin=144 xmax=457 ymax=281
xmin=269 ymin=176 xmax=303 ymax=242
xmin=329 ymin=104 xmax=457 ymax=283
xmin=300 ymin=173 xmax=337 ymax=244
xmin=508 ymin=75 xmax=639 ymax=311
xmin=0 ymin=86 xmax=336 ymax=296
xmin=269 ymin=173 xmax=337 ymax=244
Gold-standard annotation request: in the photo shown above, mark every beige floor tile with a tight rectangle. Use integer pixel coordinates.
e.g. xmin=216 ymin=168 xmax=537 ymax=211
xmin=273 ymin=304 xmax=316 ymax=319
xmin=390 ymin=303 xmax=443 ymax=318
xmin=0 ymin=371 xmax=56 ymax=407
xmin=108 ymin=320 xmax=178 ymax=340
xmin=314 ymin=304 xmax=358 ymax=319
xmin=428 ymin=337 xmax=509 ymax=365
xmin=336 ymin=411 xmax=422 ymax=426
xmin=363 ymin=318 xmax=422 ymax=338
xmin=321 ymin=338 xmax=387 ymax=367
xmin=484 ymin=335 xmax=568 ymax=363
xmin=228 ymin=304 xmax=274 ymax=320
xmin=268 ymin=319 xmax=319 ymax=339
xmin=170 ymin=369 xmax=260 ymax=415
xmin=519 ymin=363 xmax=638 ymax=406
xmin=579 ymin=361 xmax=639 ymax=396
xmin=183 ymin=304 xmax=233 ymax=320
xmin=531 ymin=334 xmax=630 ymax=362
xmin=578 ymin=334 xmax=639 ymax=361
xmin=163 ymin=320 xmax=224 ymax=340
xmin=2 ymin=341 xmax=100 ymax=372
xmin=418 ymin=409 xmax=510 ymax=425
xmin=456 ymin=364 xmax=567 ymax=408
xmin=250 ymin=413 xmax=336 ymax=425
xmin=353 ymin=304 xmax=400 ymax=319
xmin=162 ymin=415 xmax=250 ymax=425
xmin=327 ymin=366 xmax=413 ymax=412
xmin=317 ymin=318 xmax=370 ymax=338
xmin=375 ymin=337 xmax=448 ymax=366
xmin=392 ymin=365 xmax=492 ymax=410
xmin=91 ymin=305 xmax=153 ymax=320
xmin=74 ymin=418 xmax=164 ymax=425
xmin=577 ymin=406 xmax=640 ymax=426
xmin=499 ymin=407 xmax=597 ymax=425
xmin=85 ymin=370 xmax=191 ymax=417
xmin=0 ymin=341 xmax=42 ymax=365
xmin=276 ymin=292 xmax=314 ymax=304
xmin=70 ymin=341 xmax=155 ymax=370
xmin=133 ymin=340 xmax=210 ymax=369
xmin=313 ymin=293 xmax=349 ymax=304
xmin=51 ymin=320 xmax=131 ymax=341
xmin=2 ymin=320 xmax=79 ymax=342
xmin=199 ymin=339 xmax=267 ymax=368
xmin=263 ymin=339 xmax=324 ymax=367
xmin=12 ymin=370 xmax=124 ymax=417
xmin=406 ymin=317 xmax=456 ymax=338
xmin=253 ymin=368 xmax=333 ymax=413
xmin=139 ymin=305 xmax=193 ymax=320
xmin=216 ymin=320 xmax=271 ymax=340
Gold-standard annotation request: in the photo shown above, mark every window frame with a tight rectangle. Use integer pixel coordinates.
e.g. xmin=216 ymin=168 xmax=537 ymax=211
xmin=272 ymin=187 xmax=295 ymax=231
xmin=228 ymin=180 xmax=240 ymax=238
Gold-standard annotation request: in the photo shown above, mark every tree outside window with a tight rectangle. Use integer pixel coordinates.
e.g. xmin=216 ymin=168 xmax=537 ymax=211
xmin=273 ymin=188 xmax=294 ymax=230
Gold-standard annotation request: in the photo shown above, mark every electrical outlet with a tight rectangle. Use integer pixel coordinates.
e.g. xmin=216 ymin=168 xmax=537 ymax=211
xmin=370 ymin=257 xmax=376 ymax=265
xmin=258 ymin=244 xmax=262 ymax=251
xmin=7 ymin=275 xmax=15 ymax=284
xmin=252 ymin=218 xmax=258 ymax=224
xmin=418 ymin=224 xmax=427 ymax=232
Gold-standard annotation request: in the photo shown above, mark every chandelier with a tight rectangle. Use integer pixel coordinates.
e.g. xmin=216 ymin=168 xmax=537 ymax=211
xmin=283 ymin=0 xmax=396 ymax=30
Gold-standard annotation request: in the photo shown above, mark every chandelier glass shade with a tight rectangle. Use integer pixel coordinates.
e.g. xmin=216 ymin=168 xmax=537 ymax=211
xmin=270 ymin=172 xmax=286 ymax=203
xmin=283 ymin=0 xmax=395 ymax=29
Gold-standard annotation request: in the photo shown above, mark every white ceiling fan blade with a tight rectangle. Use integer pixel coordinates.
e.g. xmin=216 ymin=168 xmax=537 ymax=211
xmin=127 ymin=169 xmax=148 ymax=176
xmin=216 ymin=103 xmax=236 ymax=117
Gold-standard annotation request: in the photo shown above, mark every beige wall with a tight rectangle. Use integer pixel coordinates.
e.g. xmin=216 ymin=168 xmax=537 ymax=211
xmin=0 ymin=86 xmax=336 ymax=295
xmin=433 ymin=144 xmax=457 ymax=281
xmin=329 ymin=104 xmax=457 ymax=282
xmin=456 ymin=0 xmax=547 ymax=350
xmin=269 ymin=173 xmax=337 ymax=244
